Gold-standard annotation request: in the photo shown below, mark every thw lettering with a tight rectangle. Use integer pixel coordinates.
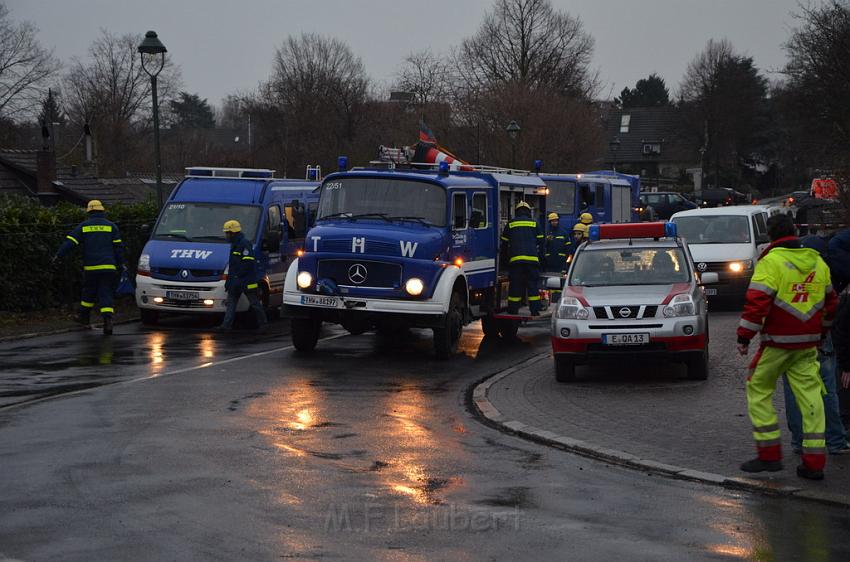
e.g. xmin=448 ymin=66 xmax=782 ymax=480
xmin=399 ymin=240 xmax=419 ymax=258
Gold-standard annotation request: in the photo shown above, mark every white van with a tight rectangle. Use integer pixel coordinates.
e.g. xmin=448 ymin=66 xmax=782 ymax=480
xmin=670 ymin=206 xmax=771 ymax=298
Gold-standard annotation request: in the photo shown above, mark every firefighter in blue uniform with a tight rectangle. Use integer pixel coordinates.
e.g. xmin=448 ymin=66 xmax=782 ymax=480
xmin=219 ymin=220 xmax=267 ymax=331
xmin=54 ymin=200 xmax=124 ymax=335
xmin=542 ymin=212 xmax=571 ymax=272
xmin=500 ymin=201 xmax=543 ymax=315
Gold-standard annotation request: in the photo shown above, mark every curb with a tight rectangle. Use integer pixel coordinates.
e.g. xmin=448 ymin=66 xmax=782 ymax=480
xmin=471 ymin=353 xmax=850 ymax=509
xmin=0 ymin=317 xmax=140 ymax=343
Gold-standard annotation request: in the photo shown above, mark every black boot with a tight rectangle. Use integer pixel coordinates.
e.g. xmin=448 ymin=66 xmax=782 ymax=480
xmin=102 ymin=316 xmax=113 ymax=335
xmin=75 ymin=313 xmax=91 ymax=327
xmin=796 ymin=464 xmax=824 ymax=480
xmin=740 ymin=458 xmax=783 ymax=473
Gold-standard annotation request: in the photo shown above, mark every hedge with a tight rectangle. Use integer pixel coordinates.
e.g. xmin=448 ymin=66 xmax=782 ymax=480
xmin=0 ymin=194 xmax=158 ymax=312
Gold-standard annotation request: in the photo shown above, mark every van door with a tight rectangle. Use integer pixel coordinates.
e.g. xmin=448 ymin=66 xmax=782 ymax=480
xmin=451 ymin=191 xmax=471 ymax=263
xmin=263 ymin=204 xmax=285 ymax=301
xmin=284 ymin=199 xmax=308 ymax=258
xmin=753 ymin=212 xmax=770 ymax=254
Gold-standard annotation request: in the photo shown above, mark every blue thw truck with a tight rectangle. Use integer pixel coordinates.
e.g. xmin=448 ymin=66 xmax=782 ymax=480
xmin=136 ymin=167 xmax=320 ymax=324
xmin=541 ymin=171 xmax=640 ymax=226
xmin=283 ymin=162 xmax=553 ymax=357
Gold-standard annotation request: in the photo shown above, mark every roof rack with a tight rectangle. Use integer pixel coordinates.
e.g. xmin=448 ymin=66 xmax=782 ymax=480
xmin=185 ymin=167 xmax=275 ymax=179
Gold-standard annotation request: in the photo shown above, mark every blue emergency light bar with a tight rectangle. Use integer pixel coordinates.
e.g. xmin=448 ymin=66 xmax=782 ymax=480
xmin=185 ymin=167 xmax=275 ymax=179
xmin=589 ymin=222 xmax=677 ymax=241
xmin=338 ymin=156 xmax=349 ymax=171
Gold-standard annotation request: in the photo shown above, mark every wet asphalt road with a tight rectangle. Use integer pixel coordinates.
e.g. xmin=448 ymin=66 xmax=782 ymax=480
xmin=1 ymin=316 xmax=850 ymax=560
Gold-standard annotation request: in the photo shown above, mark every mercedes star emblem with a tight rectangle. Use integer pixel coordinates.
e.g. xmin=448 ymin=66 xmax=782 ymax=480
xmin=180 ymin=269 xmax=189 ymax=279
xmin=618 ymin=307 xmax=632 ymax=318
xmin=348 ymin=263 xmax=368 ymax=285
xmin=697 ymin=262 xmax=708 ymax=272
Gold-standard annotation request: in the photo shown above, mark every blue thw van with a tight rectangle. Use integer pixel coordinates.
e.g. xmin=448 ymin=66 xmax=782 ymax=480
xmin=136 ymin=167 xmax=320 ymax=324
xmin=283 ymin=162 xmax=551 ymax=357
xmin=540 ymin=170 xmax=640 ymax=226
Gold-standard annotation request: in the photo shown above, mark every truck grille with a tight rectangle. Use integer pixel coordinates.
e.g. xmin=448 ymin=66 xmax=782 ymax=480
xmin=317 ymin=259 xmax=401 ymax=288
xmin=593 ymin=306 xmax=658 ymax=320
xmin=321 ymin=239 xmax=399 ymax=256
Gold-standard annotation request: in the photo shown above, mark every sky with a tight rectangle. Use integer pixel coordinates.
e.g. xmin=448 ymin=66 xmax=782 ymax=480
xmin=10 ymin=0 xmax=805 ymax=108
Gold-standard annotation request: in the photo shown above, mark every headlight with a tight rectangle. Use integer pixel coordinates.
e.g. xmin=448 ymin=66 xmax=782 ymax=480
xmin=405 ymin=278 xmax=425 ymax=296
xmin=296 ymin=271 xmax=313 ymax=289
xmin=556 ymin=296 xmax=589 ymax=320
xmin=728 ymin=260 xmax=753 ymax=273
xmin=137 ymin=253 xmax=150 ymax=273
xmin=663 ymin=294 xmax=695 ymax=317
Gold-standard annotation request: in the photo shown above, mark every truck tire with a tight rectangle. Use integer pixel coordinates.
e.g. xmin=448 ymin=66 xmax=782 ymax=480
xmin=497 ymin=318 xmax=519 ymax=339
xmin=686 ymin=350 xmax=708 ymax=380
xmin=291 ymin=318 xmax=321 ymax=352
xmin=433 ymin=292 xmax=463 ymax=359
xmin=140 ymin=308 xmax=159 ymax=326
xmin=554 ymin=355 xmax=576 ymax=382
xmin=481 ymin=314 xmax=500 ymax=338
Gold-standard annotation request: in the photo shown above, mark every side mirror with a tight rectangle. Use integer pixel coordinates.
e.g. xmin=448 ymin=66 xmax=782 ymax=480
xmin=700 ymin=272 xmax=719 ymax=285
xmin=140 ymin=224 xmax=151 ymax=239
xmin=545 ymin=276 xmax=565 ymax=290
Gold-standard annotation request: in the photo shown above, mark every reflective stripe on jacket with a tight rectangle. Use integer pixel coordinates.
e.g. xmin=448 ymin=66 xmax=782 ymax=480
xmin=57 ymin=212 xmax=123 ymax=269
xmin=500 ymin=213 xmax=541 ymax=264
xmin=738 ymin=237 xmax=837 ymax=349
xmin=227 ymin=232 xmax=259 ymax=289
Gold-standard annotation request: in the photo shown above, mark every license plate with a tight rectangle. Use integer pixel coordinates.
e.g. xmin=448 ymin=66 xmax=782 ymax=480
xmin=166 ymin=290 xmax=199 ymax=301
xmin=603 ymin=333 xmax=650 ymax=345
xmin=301 ymin=295 xmax=340 ymax=308
xmin=704 ymin=288 xmax=718 ymax=296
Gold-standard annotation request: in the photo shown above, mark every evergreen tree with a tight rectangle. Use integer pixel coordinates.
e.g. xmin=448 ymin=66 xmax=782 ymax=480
xmin=170 ymin=91 xmax=215 ymax=128
xmin=618 ymin=73 xmax=671 ymax=108
xmin=38 ymin=88 xmax=64 ymax=126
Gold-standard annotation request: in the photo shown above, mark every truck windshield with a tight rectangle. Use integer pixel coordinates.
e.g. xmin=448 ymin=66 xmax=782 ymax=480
xmin=153 ymin=203 xmax=261 ymax=242
xmin=318 ymin=177 xmax=447 ymax=227
xmin=570 ymin=247 xmax=690 ymax=287
xmin=546 ymin=180 xmax=576 ymax=215
xmin=672 ymin=215 xmax=751 ymax=244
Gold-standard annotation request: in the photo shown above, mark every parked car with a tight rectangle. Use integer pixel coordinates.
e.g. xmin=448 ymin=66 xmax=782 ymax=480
xmin=695 ymin=187 xmax=749 ymax=208
xmin=550 ymin=222 xmax=716 ymax=382
xmin=670 ymin=206 xmax=771 ymax=299
xmin=638 ymin=191 xmax=697 ymax=220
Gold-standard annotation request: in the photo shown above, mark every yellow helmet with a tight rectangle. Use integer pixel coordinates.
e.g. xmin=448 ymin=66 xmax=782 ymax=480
xmin=547 ymin=212 xmax=559 ymax=221
xmin=580 ymin=212 xmax=593 ymax=225
xmin=86 ymin=199 xmax=105 ymax=213
xmin=222 ymin=220 xmax=242 ymax=233
xmin=573 ymin=223 xmax=589 ymax=235
xmin=516 ymin=201 xmax=531 ymax=211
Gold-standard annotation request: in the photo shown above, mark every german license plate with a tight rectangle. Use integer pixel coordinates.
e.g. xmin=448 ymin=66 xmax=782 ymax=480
xmin=704 ymin=288 xmax=718 ymax=296
xmin=166 ymin=290 xmax=199 ymax=301
xmin=301 ymin=295 xmax=339 ymax=308
xmin=603 ymin=333 xmax=650 ymax=345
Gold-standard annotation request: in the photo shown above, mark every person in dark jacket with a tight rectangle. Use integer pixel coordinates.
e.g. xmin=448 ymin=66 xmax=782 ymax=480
xmin=781 ymin=235 xmax=850 ymax=454
xmin=218 ymin=220 xmax=267 ymax=331
xmin=54 ymin=200 xmax=124 ymax=335
xmin=542 ymin=212 xmax=571 ymax=272
xmin=500 ymin=201 xmax=543 ymax=315
xmin=828 ymin=227 xmax=850 ymax=293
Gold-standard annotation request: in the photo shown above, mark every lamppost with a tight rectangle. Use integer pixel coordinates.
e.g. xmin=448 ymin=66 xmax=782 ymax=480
xmin=138 ymin=30 xmax=167 ymax=209
xmin=609 ymin=136 xmax=621 ymax=172
xmin=506 ymin=120 xmax=521 ymax=169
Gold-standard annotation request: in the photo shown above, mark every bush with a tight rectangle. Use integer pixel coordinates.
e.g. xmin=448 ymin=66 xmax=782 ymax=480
xmin=0 ymin=195 xmax=158 ymax=312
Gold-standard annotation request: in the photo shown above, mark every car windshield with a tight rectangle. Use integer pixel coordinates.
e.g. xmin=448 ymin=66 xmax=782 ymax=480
xmin=673 ymin=215 xmax=751 ymax=244
xmin=570 ymin=247 xmax=690 ymax=287
xmin=318 ymin=177 xmax=447 ymax=227
xmin=153 ymin=202 xmax=261 ymax=242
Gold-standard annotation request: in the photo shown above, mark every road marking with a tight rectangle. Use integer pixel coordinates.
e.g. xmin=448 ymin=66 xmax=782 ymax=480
xmin=0 ymin=333 xmax=348 ymax=412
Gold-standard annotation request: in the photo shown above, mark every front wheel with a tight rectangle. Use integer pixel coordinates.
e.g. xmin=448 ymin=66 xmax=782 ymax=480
xmin=434 ymin=292 xmax=463 ymax=359
xmin=291 ymin=317 xmax=321 ymax=352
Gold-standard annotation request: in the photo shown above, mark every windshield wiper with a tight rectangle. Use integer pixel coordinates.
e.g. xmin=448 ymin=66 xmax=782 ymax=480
xmin=319 ymin=212 xmax=353 ymax=220
xmin=192 ymin=235 xmax=227 ymax=241
xmin=156 ymin=232 xmax=192 ymax=241
xmin=388 ymin=215 xmax=436 ymax=227
xmin=318 ymin=212 xmax=392 ymax=222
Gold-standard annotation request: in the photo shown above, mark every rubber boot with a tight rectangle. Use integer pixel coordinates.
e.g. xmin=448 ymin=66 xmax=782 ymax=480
xmin=740 ymin=458 xmax=783 ymax=473
xmin=102 ymin=315 xmax=113 ymax=336
xmin=796 ymin=464 xmax=825 ymax=480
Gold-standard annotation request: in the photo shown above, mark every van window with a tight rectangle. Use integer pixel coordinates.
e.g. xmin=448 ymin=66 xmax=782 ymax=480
xmin=753 ymin=213 xmax=769 ymax=244
xmin=267 ymin=205 xmax=281 ymax=233
xmin=452 ymin=193 xmax=468 ymax=230
xmin=595 ymin=184 xmax=605 ymax=207
xmin=285 ymin=200 xmax=307 ymax=238
xmin=471 ymin=193 xmax=488 ymax=229
xmin=546 ymin=180 xmax=576 ymax=215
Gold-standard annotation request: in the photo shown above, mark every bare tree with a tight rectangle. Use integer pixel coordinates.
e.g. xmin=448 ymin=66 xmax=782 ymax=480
xmin=457 ymin=0 xmax=597 ymax=98
xmin=63 ymin=30 xmax=180 ymax=174
xmin=393 ymin=50 xmax=451 ymax=105
xmin=0 ymin=3 xmax=59 ymax=121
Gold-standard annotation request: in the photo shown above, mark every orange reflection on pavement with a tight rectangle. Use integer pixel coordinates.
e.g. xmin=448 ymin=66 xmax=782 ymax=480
xmin=199 ymin=335 xmax=216 ymax=359
xmin=699 ymin=494 xmax=763 ymax=560
xmin=148 ymin=333 xmax=165 ymax=371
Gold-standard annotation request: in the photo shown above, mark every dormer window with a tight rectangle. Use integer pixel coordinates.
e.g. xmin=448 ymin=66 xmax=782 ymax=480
xmin=619 ymin=114 xmax=631 ymax=133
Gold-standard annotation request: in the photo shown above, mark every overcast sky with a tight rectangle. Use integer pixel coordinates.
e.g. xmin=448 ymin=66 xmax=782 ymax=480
xmin=11 ymin=0 xmax=805 ymax=107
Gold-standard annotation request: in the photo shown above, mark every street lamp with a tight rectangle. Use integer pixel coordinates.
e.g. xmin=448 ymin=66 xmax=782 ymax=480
xmin=138 ymin=30 xmax=167 ymax=209
xmin=506 ymin=120 xmax=521 ymax=169
xmin=609 ymin=136 xmax=621 ymax=172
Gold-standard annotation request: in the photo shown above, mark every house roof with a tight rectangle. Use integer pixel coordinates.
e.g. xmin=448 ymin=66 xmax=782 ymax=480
xmin=604 ymin=107 xmax=700 ymax=164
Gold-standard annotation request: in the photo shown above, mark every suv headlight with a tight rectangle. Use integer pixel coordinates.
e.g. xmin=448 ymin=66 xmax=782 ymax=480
xmin=728 ymin=260 xmax=753 ymax=273
xmin=556 ymin=296 xmax=589 ymax=320
xmin=137 ymin=253 xmax=150 ymax=273
xmin=663 ymin=294 xmax=695 ymax=317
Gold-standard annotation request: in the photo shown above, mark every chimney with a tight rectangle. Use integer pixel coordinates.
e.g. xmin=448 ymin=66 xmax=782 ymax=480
xmin=36 ymin=150 xmax=57 ymax=194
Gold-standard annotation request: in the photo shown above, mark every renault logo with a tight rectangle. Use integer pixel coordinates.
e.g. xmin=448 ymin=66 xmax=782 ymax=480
xmin=618 ymin=307 xmax=632 ymax=318
xmin=697 ymin=262 xmax=708 ymax=272
xmin=348 ymin=263 xmax=368 ymax=285
xmin=180 ymin=269 xmax=189 ymax=279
